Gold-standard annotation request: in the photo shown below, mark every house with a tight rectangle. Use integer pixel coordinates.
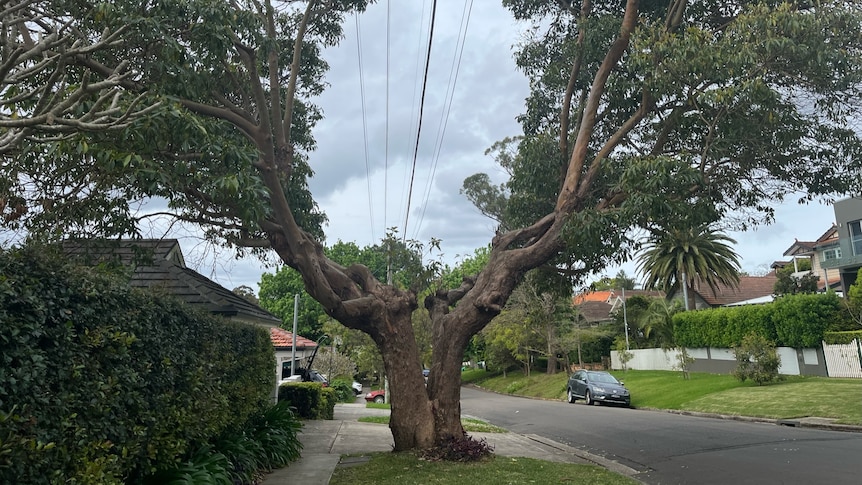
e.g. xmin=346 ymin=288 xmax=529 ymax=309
xmin=271 ymin=327 xmax=318 ymax=379
xmin=781 ymin=225 xmax=843 ymax=293
xmin=667 ymin=273 xmax=779 ymax=308
xmin=818 ymin=197 xmax=862 ymax=295
xmin=572 ymin=289 xmax=665 ymax=324
xmin=63 ymin=238 xmax=283 ymax=327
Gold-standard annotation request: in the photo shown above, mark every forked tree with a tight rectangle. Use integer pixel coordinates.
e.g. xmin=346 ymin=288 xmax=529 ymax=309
xmin=3 ymin=0 xmax=861 ymax=451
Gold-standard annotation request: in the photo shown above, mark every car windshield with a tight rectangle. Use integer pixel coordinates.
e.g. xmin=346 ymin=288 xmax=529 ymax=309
xmin=588 ymin=372 xmax=619 ymax=384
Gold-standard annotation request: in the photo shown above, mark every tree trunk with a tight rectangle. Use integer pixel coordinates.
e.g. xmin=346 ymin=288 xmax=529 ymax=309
xmin=370 ymin=292 xmax=436 ymax=450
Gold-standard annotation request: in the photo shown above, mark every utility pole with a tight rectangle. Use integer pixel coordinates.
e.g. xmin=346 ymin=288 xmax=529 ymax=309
xmin=622 ymin=287 xmax=630 ymax=352
xmin=290 ymin=294 xmax=299 ymax=376
xmin=681 ymin=271 xmax=690 ymax=311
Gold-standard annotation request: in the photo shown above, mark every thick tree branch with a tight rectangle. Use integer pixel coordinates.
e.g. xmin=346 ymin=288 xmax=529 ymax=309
xmin=559 ymin=0 xmax=591 ymax=163
xmin=556 ymin=0 xmax=639 ymax=214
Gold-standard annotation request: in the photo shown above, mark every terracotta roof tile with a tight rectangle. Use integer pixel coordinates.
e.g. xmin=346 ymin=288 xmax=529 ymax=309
xmin=270 ymin=327 xmax=317 ymax=349
xmin=572 ymin=290 xmax=613 ymax=304
xmin=577 ymin=301 xmax=614 ymax=323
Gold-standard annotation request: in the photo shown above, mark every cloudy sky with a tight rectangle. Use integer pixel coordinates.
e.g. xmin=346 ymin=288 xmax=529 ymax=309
xmin=177 ymin=1 xmax=839 ymax=293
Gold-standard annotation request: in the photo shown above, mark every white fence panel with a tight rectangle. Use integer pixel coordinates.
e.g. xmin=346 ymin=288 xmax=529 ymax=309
xmin=822 ymin=339 xmax=862 ymax=378
xmin=777 ymin=347 xmax=800 ymax=375
xmin=611 ymin=348 xmax=678 ymax=371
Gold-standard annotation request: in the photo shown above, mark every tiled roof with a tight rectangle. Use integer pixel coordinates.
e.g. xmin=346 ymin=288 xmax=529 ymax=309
xmin=577 ymin=301 xmax=614 ymax=323
xmin=783 ymin=225 xmax=838 ymax=257
xmin=815 ymin=225 xmax=838 ymax=244
xmin=572 ymin=289 xmax=665 ymax=305
xmin=783 ymin=239 xmax=817 ymax=257
xmin=270 ymin=327 xmax=317 ymax=349
xmin=573 ymin=290 xmax=615 ymax=304
xmin=693 ymin=274 xmax=778 ymax=307
xmin=63 ymin=238 xmax=282 ymax=327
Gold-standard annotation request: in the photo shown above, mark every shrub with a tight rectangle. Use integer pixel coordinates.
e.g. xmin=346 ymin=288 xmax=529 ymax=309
xmin=0 ymin=246 xmax=274 ymax=483
xmin=330 ymin=378 xmax=357 ymax=403
xmin=772 ymin=293 xmax=841 ymax=347
xmin=823 ymin=330 xmax=862 ymax=345
xmin=278 ymin=383 xmax=336 ymax=419
xmin=733 ymin=333 xmax=781 ymax=385
xmin=422 ymin=435 xmax=494 ymax=462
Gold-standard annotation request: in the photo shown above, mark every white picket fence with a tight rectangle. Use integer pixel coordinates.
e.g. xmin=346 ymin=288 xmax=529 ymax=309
xmin=822 ymin=339 xmax=862 ymax=378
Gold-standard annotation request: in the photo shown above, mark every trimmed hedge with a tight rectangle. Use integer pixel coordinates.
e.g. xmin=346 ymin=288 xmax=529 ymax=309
xmin=824 ymin=330 xmax=862 ymax=345
xmin=278 ymin=383 xmax=336 ymax=419
xmin=674 ymin=293 xmax=843 ymax=348
xmin=0 ymin=246 xmax=275 ymax=484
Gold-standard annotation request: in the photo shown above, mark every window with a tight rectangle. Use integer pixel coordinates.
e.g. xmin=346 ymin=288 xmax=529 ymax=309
xmin=822 ymin=247 xmax=841 ymax=261
xmin=851 ymin=220 xmax=862 ymax=256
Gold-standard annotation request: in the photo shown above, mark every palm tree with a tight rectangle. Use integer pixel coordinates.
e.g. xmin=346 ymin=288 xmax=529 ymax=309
xmin=636 ymin=223 xmax=741 ymax=310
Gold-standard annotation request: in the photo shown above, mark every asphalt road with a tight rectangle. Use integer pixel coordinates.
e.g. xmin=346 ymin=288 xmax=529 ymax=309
xmin=460 ymin=386 xmax=862 ymax=484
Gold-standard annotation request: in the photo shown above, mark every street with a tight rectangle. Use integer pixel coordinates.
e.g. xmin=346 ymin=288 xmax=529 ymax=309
xmin=460 ymin=386 xmax=862 ymax=484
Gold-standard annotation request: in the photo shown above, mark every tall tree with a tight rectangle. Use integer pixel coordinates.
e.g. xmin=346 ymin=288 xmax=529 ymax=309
xmin=636 ymin=223 xmax=742 ymax=310
xmin=591 ymin=269 xmax=636 ymax=291
xmin=4 ymin=0 xmax=862 ymax=452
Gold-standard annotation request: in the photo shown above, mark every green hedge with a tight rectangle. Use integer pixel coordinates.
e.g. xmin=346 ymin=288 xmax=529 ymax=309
xmin=0 ymin=247 xmax=275 ymax=484
xmin=673 ymin=293 xmax=842 ymax=348
xmin=278 ymin=383 xmax=336 ymax=419
xmin=824 ymin=330 xmax=862 ymax=345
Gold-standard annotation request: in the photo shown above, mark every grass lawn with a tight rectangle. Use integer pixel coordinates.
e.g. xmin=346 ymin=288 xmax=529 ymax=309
xmin=466 ymin=369 xmax=862 ymax=425
xmin=329 ymin=453 xmax=637 ymax=485
xmin=471 ymin=370 xmax=569 ymax=400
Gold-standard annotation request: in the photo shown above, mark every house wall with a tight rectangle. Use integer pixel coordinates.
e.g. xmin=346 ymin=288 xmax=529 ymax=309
xmin=810 ymin=254 xmax=841 ymax=287
xmin=610 ymin=346 xmax=830 ymax=376
xmin=830 ymin=198 xmax=862 ymax=294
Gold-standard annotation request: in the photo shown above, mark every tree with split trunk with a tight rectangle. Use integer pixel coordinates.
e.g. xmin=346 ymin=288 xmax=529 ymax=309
xmin=3 ymin=0 xmax=862 ymax=452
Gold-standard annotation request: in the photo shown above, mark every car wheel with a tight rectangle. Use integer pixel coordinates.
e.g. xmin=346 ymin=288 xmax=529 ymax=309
xmin=584 ymin=390 xmax=593 ymax=405
xmin=567 ymin=389 xmax=576 ymax=403
xmin=373 ymin=395 xmax=385 ymax=404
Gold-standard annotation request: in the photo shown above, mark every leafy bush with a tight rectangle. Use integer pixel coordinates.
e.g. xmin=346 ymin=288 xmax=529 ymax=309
xmin=733 ymin=333 xmax=781 ymax=385
xmin=0 ymin=246 xmax=274 ymax=483
xmin=674 ymin=293 xmax=839 ymax=348
xmin=278 ymin=382 xmax=336 ymax=419
xmin=823 ymin=330 xmax=862 ymax=345
xmin=330 ymin=378 xmax=357 ymax=402
xmin=143 ymin=447 xmax=232 ymax=485
xmin=772 ymin=293 xmax=841 ymax=347
xmin=422 ymin=435 xmax=494 ymax=462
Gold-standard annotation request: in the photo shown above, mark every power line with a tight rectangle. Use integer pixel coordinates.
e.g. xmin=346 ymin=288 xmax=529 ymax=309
xmin=402 ymin=0 xmax=438 ymax=242
xmin=355 ymin=13 xmax=375 ymax=242
xmin=412 ymin=0 xmax=474 ymax=241
xmin=384 ymin=0 xmax=390 ymax=237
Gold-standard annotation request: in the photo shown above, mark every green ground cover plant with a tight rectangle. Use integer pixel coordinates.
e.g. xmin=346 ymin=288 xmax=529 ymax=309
xmin=329 ymin=453 xmax=637 ymax=485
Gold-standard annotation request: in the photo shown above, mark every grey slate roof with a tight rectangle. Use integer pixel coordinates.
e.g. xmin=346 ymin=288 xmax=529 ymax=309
xmin=63 ymin=239 xmax=282 ymax=327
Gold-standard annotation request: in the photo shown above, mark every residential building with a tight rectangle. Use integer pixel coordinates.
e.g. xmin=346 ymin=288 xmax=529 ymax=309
xmin=666 ymin=273 xmax=779 ymax=308
xmin=819 ymin=197 xmax=862 ymax=295
xmin=572 ymin=289 xmax=665 ymax=324
xmin=781 ymin=225 xmax=843 ymax=292
xmin=63 ymin=238 xmax=283 ymax=327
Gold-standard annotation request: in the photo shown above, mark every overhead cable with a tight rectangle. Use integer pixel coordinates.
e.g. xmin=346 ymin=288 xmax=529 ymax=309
xmin=402 ymin=0 xmax=438 ymax=242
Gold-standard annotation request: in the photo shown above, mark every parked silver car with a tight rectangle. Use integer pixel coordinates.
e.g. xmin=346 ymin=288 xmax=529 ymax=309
xmin=566 ymin=370 xmax=630 ymax=407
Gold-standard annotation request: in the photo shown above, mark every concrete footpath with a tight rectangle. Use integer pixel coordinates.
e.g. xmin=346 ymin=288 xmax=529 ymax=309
xmin=261 ymin=403 xmax=635 ymax=485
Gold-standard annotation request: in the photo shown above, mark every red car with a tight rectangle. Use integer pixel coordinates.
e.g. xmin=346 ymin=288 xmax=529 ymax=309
xmin=364 ymin=389 xmax=385 ymax=404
